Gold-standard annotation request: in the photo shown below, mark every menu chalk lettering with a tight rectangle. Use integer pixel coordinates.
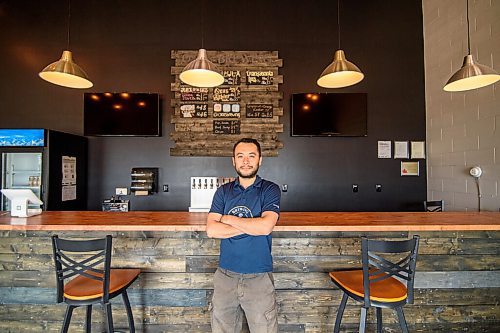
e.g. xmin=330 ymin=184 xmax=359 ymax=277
xmin=213 ymin=120 xmax=241 ymax=135
xmin=180 ymin=104 xmax=208 ymax=118
xmin=180 ymin=86 xmax=209 ymax=102
xmin=213 ymin=103 xmax=240 ymax=118
xmin=222 ymin=70 xmax=241 ymax=85
xmin=213 ymin=87 xmax=241 ymax=102
xmin=246 ymin=104 xmax=273 ymax=118
xmin=246 ymin=70 xmax=274 ymax=85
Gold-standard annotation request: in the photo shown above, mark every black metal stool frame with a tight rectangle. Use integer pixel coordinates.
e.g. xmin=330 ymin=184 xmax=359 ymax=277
xmin=332 ymin=235 xmax=420 ymax=333
xmin=52 ymin=235 xmax=137 ymax=333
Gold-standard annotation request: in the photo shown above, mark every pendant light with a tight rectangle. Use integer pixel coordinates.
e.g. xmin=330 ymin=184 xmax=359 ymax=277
xmin=179 ymin=0 xmax=224 ymax=88
xmin=179 ymin=48 xmax=224 ymax=87
xmin=39 ymin=0 xmax=93 ymax=89
xmin=443 ymin=0 xmax=500 ymax=92
xmin=317 ymin=0 xmax=364 ymax=88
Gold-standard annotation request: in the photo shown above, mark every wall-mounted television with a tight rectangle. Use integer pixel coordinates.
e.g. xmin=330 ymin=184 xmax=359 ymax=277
xmin=291 ymin=93 xmax=367 ymax=137
xmin=84 ymin=93 xmax=161 ymax=136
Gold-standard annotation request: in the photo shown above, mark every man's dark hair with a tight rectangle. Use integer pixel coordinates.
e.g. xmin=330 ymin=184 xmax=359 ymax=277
xmin=233 ymin=138 xmax=261 ymax=157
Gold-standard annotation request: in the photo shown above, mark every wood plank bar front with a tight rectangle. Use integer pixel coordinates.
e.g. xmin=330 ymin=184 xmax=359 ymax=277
xmin=1 ymin=211 xmax=499 ymax=332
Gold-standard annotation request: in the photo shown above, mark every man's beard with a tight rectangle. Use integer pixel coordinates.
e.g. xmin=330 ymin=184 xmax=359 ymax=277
xmin=236 ymin=165 xmax=259 ymax=179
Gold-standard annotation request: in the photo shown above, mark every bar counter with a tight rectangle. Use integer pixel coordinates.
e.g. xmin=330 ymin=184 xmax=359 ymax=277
xmin=0 ymin=211 xmax=499 ymax=332
xmin=1 ymin=211 xmax=499 ymax=231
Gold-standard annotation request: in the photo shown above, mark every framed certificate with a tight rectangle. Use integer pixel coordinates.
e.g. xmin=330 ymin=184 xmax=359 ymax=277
xmin=401 ymin=161 xmax=419 ymax=176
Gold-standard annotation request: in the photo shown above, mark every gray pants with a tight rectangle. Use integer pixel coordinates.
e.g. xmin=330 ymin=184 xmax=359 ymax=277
xmin=210 ymin=268 xmax=278 ymax=333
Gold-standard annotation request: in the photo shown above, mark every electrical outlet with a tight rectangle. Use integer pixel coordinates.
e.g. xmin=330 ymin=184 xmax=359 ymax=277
xmin=115 ymin=187 xmax=128 ymax=195
xmin=282 ymin=184 xmax=288 ymax=192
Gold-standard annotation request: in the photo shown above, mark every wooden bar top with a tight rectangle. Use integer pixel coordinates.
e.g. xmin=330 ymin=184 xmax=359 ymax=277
xmin=0 ymin=211 xmax=499 ymax=231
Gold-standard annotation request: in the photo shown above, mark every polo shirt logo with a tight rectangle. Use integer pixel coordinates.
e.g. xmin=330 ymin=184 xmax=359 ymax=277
xmin=228 ymin=206 xmax=253 ymax=218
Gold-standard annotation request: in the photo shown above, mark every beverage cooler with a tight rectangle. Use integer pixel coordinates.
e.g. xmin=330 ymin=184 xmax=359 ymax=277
xmin=0 ymin=129 xmax=88 ymax=211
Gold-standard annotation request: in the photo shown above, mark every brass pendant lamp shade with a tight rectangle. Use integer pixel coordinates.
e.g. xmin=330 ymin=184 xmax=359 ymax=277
xmin=39 ymin=50 xmax=93 ymax=89
xmin=444 ymin=54 xmax=500 ymax=92
xmin=179 ymin=48 xmax=224 ymax=88
xmin=317 ymin=50 xmax=364 ymax=88
xmin=38 ymin=0 xmax=93 ymax=89
xmin=317 ymin=0 xmax=363 ymax=89
xmin=443 ymin=0 xmax=500 ymax=92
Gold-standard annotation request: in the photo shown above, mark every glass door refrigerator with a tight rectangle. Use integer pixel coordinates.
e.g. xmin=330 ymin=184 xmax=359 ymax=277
xmin=0 ymin=129 xmax=88 ymax=211
xmin=1 ymin=151 xmax=43 ymax=211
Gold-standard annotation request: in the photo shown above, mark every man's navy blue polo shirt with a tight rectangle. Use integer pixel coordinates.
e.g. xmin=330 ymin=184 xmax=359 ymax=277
xmin=209 ymin=175 xmax=281 ymax=274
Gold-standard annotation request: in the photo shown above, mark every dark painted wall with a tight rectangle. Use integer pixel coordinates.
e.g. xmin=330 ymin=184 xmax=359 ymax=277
xmin=46 ymin=130 xmax=88 ymax=210
xmin=0 ymin=0 xmax=426 ymax=211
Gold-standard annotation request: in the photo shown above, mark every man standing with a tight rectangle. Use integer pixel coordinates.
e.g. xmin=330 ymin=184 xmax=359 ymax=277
xmin=206 ymin=138 xmax=281 ymax=333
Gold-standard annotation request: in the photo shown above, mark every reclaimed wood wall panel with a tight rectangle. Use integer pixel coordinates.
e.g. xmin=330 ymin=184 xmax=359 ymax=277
xmin=0 ymin=230 xmax=499 ymax=332
xmin=170 ymin=50 xmax=284 ymax=157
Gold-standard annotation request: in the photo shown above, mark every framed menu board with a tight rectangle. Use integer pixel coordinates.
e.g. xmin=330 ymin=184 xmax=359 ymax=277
xmin=170 ymin=50 xmax=284 ymax=156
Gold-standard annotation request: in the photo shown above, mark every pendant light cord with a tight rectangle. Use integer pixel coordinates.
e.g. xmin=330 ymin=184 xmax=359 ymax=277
xmin=67 ymin=0 xmax=71 ymax=50
xmin=201 ymin=0 xmax=205 ymax=48
xmin=466 ymin=0 xmax=470 ymax=54
xmin=337 ymin=0 xmax=341 ymax=49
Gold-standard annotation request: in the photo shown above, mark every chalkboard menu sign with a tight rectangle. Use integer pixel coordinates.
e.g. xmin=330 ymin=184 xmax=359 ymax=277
xmin=222 ymin=70 xmax=241 ymax=85
xmin=213 ymin=103 xmax=240 ymax=118
xmin=246 ymin=104 xmax=273 ymax=118
xmin=180 ymin=104 xmax=208 ymax=118
xmin=180 ymin=87 xmax=209 ymax=102
xmin=213 ymin=120 xmax=241 ymax=134
xmin=171 ymin=50 xmax=283 ymax=156
xmin=246 ymin=70 xmax=273 ymax=85
xmin=213 ymin=87 xmax=241 ymax=102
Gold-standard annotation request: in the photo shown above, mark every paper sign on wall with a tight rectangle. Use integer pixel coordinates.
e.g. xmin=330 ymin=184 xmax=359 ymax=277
xmin=394 ymin=141 xmax=409 ymax=159
xmin=377 ymin=141 xmax=391 ymax=158
xmin=411 ymin=141 xmax=425 ymax=159
xmin=62 ymin=156 xmax=77 ymax=201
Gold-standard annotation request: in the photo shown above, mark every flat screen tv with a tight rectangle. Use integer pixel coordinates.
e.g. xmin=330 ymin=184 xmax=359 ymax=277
xmin=84 ymin=93 xmax=161 ymax=136
xmin=291 ymin=93 xmax=367 ymax=137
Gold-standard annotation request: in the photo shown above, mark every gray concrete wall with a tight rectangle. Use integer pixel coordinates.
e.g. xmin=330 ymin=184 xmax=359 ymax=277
xmin=423 ymin=0 xmax=500 ymax=211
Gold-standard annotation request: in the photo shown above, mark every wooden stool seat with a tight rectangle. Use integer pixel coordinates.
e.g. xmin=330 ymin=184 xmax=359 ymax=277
xmin=329 ymin=236 xmax=420 ymax=333
xmin=52 ymin=235 xmax=139 ymax=332
xmin=64 ymin=269 xmax=140 ymax=300
xmin=329 ymin=270 xmax=407 ymax=302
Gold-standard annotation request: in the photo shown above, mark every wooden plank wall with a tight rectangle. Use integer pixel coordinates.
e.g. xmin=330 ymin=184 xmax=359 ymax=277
xmin=170 ymin=50 xmax=284 ymax=157
xmin=0 ymin=230 xmax=499 ymax=332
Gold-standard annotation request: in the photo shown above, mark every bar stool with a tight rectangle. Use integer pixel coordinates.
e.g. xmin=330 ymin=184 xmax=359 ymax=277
xmin=329 ymin=235 xmax=420 ymax=333
xmin=51 ymin=235 xmax=140 ymax=333
xmin=423 ymin=200 xmax=444 ymax=212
